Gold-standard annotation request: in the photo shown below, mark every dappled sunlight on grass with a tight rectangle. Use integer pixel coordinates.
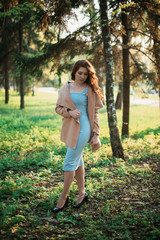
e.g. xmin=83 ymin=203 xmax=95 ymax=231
xmin=0 ymin=91 xmax=160 ymax=239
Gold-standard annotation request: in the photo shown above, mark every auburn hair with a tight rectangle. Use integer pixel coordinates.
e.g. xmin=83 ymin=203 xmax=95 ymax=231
xmin=71 ymin=59 xmax=103 ymax=101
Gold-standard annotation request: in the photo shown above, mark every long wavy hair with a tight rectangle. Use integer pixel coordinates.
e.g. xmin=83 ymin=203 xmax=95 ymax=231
xmin=71 ymin=59 xmax=104 ymax=101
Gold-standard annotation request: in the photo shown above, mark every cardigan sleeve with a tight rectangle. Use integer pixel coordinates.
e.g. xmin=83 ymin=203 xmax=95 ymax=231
xmin=93 ymin=93 xmax=103 ymax=135
xmin=55 ymin=84 xmax=72 ymax=118
xmin=93 ymin=108 xmax=100 ymax=135
xmin=55 ymin=104 xmax=71 ymax=118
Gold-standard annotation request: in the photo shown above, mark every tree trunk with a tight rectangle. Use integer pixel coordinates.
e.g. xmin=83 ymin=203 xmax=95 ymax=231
xmin=4 ymin=53 xmax=9 ymax=104
xmin=152 ymin=19 xmax=160 ymax=110
xmin=3 ymin=1 xmax=9 ymax=104
xmin=15 ymin=77 xmax=19 ymax=92
xmin=57 ymin=27 xmax=62 ymax=88
xmin=115 ymin=82 xmax=123 ymax=110
xmin=99 ymin=0 xmax=124 ymax=159
xmin=58 ymin=68 xmax=61 ymax=88
xmin=19 ymin=20 xmax=24 ymax=109
xmin=152 ymin=17 xmax=160 ymax=93
xmin=121 ymin=3 xmax=130 ymax=136
xmin=32 ymin=79 xmax=35 ymax=96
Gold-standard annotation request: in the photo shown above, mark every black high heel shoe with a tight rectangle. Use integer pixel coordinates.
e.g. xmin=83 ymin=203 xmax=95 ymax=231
xmin=73 ymin=192 xmax=88 ymax=208
xmin=53 ymin=196 xmax=69 ymax=213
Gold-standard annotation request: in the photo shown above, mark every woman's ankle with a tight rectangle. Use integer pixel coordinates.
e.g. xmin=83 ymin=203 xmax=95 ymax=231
xmin=56 ymin=195 xmax=67 ymax=208
xmin=59 ymin=193 xmax=67 ymax=201
xmin=78 ymin=191 xmax=85 ymax=197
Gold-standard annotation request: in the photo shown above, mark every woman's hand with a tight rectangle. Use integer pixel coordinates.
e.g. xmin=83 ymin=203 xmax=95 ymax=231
xmin=89 ymin=134 xmax=99 ymax=145
xmin=68 ymin=109 xmax=81 ymax=119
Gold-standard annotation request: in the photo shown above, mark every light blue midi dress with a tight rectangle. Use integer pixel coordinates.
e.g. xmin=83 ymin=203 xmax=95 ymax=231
xmin=63 ymin=85 xmax=91 ymax=171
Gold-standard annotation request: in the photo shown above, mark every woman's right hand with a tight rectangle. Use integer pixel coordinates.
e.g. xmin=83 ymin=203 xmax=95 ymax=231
xmin=68 ymin=109 xmax=81 ymax=119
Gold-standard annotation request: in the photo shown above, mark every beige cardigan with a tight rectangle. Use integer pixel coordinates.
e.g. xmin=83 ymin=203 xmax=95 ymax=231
xmin=55 ymin=82 xmax=103 ymax=152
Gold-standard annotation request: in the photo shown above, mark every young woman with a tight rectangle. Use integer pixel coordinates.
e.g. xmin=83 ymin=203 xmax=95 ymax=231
xmin=53 ymin=59 xmax=103 ymax=212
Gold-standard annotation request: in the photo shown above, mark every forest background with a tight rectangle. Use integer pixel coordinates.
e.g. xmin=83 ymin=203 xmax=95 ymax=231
xmin=0 ymin=0 xmax=160 ymax=239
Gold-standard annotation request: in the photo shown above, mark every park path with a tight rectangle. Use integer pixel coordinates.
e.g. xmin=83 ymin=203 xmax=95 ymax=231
xmin=130 ymin=97 xmax=159 ymax=107
xmin=37 ymin=87 xmax=159 ymax=107
xmin=37 ymin=87 xmax=58 ymax=93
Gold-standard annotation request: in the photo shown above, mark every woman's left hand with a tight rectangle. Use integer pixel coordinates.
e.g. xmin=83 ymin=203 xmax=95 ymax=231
xmin=89 ymin=135 xmax=99 ymax=145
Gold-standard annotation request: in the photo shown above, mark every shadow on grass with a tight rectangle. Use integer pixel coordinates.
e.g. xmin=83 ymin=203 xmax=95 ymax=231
xmin=131 ymin=126 xmax=160 ymax=139
xmin=0 ymin=147 xmax=65 ymax=179
xmin=26 ymin=104 xmax=55 ymax=108
xmin=28 ymin=114 xmax=59 ymax=123
xmin=101 ymin=136 xmax=110 ymax=145
xmin=0 ymin=107 xmax=19 ymax=114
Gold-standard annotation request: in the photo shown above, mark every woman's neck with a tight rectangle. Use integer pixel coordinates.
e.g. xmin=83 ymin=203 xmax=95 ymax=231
xmin=72 ymin=81 xmax=86 ymax=87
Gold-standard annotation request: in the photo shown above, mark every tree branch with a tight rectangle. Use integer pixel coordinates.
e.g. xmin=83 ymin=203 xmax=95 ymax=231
xmin=130 ymin=46 xmax=156 ymax=64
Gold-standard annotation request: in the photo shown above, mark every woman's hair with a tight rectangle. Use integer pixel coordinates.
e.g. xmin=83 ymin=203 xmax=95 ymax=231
xmin=71 ymin=59 xmax=103 ymax=101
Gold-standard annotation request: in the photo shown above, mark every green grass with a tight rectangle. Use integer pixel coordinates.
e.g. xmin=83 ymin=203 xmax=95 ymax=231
xmin=0 ymin=89 xmax=160 ymax=240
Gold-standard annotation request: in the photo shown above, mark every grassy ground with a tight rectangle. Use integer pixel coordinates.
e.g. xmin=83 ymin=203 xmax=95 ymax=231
xmin=0 ymin=90 xmax=160 ymax=240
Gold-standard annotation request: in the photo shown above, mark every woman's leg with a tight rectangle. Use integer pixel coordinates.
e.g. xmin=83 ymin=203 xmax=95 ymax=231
xmin=56 ymin=171 xmax=74 ymax=208
xmin=75 ymin=165 xmax=86 ymax=203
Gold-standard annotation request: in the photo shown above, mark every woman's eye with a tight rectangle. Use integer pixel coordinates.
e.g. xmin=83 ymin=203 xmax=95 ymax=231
xmin=77 ymin=72 xmax=88 ymax=76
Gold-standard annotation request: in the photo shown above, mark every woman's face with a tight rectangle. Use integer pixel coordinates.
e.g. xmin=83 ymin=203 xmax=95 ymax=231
xmin=74 ymin=67 xmax=88 ymax=85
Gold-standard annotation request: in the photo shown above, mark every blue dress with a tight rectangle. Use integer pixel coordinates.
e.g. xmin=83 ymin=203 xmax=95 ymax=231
xmin=63 ymin=85 xmax=91 ymax=171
